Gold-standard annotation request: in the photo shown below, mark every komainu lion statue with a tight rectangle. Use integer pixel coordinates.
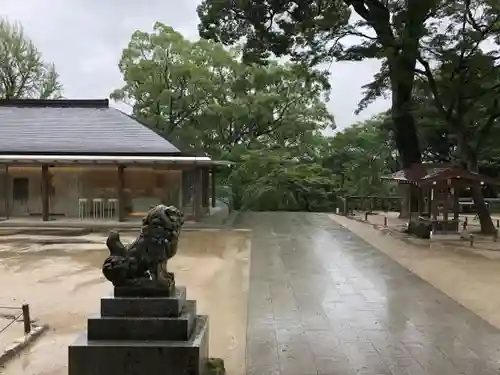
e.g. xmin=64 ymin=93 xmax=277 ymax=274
xmin=102 ymin=204 xmax=184 ymax=291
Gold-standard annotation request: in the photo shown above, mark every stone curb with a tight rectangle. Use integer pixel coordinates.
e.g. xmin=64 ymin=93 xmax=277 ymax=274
xmin=0 ymin=324 xmax=49 ymax=368
xmin=0 ymin=211 xmax=246 ymax=237
xmin=0 ymin=225 xmax=235 ymax=235
xmin=221 ymin=210 xmax=242 ymax=228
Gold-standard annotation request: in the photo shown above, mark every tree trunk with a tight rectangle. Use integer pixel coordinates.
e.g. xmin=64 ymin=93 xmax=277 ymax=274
xmin=455 ymin=131 xmax=495 ymax=234
xmin=467 ymin=159 xmax=495 ymax=234
xmin=470 ymin=185 xmax=495 ymax=234
xmin=399 ymin=184 xmax=410 ymax=219
xmin=390 ymin=59 xmax=422 ymax=170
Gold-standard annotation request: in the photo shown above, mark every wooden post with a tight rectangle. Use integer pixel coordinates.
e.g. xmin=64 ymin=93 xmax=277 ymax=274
xmin=211 ymin=168 xmax=216 ymax=208
xmin=201 ymin=168 xmax=209 ymax=208
xmin=443 ymin=181 xmax=450 ymax=222
xmin=431 ymin=187 xmax=437 ymax=220
xmin=426 ymin=188 xmax=432 ymax=217
xmin=453 ymin=185 xmax=460 ymax=220
xmin=178 ymin=170 xmax=184 ymax=210
xmin=4 ymin=164 xmax=9 ymax=219
xmin=408 ymin=184 xmax=413 ymax=220
xmin=117 ymin=166 xmax=125 ymax=222
xmin=193 ymin=168 xmax=203 ymax=221
xmin=416 ymin=187 xmax=423 ymax=215
xmin=41 ymin=165 xmax=49 ymax=221
xmin=22 ymin=304 xmax=31 ymax=334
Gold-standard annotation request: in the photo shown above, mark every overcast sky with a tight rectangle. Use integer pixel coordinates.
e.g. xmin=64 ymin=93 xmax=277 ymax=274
xmin=2 ymin=0 xmax=389 ymax=131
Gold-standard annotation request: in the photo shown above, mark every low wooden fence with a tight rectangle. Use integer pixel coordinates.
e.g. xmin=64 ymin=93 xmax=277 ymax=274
xmin=340 ymin=196 xmax=400 ymax=215
xmin=0 ymin=304 xmax=32 ymax=336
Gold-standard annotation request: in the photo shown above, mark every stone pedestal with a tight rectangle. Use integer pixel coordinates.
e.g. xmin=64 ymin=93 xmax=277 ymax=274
xmin=68 ymin=286 xmax=209 ymax=375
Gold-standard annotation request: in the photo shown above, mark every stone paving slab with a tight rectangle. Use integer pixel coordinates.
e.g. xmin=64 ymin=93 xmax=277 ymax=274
xmin=238 ymin=212 xmax=500 ymax=375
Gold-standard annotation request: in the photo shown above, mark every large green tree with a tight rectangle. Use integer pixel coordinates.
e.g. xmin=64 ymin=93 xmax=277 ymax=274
xmin=228 ymin=147 xmax=338 ymax=211
xmin=411 ymin=0 xmax=500 ymax=233
xmin=112 ymin=23 xmax=337 ymax=212
xmin=197 ymin=0 xmax=444 ymax=169
xmin=322 ymin=115 xmax=397 ymax=196
xmin=0 ymin=18 xmax=62 ymax=99
xmin=112 ymin=22 xmax=334 ymax=158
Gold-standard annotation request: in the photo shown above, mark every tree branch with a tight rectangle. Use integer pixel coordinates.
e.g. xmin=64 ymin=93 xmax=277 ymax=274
xmin=416 ymin=56 xmax=451 ymax=121
xmin=475 ymin=98 xmax=500 ymax=151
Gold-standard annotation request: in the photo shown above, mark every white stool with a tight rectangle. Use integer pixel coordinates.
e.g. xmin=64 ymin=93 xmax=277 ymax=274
xmin=78 ymin=198 xmax=88 ymax=219
xmin=107 ymin=198 xmax=119 ymax=219
xmin=92 ymin=198 xmax=104 ymax=220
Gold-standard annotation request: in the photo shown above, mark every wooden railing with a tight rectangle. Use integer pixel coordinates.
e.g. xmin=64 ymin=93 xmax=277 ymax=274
xmin=0 ymin=304 xmax=32 ymax=336
xmin=341 ymin=196 xmax=400 ymax=215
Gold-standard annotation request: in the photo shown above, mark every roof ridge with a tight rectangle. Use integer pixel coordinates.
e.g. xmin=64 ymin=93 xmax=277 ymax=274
xmin=0 ymin=99 xmax=109 ymax=108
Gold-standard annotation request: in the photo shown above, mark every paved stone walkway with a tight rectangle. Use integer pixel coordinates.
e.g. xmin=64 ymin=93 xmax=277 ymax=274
xmin=239 ymin=212 xmax=500 ymax=375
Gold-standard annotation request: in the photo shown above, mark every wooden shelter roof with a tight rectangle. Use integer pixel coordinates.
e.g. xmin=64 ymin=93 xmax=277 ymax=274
xmin=381 ymin=163 xmax=500 ymax=186
xmin=0 ymin=99 xmax=182 ymax=156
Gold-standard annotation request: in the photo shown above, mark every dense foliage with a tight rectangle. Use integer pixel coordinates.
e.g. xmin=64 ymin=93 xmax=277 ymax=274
xmin=228 ymin=149 xmax=338 ymax=211
xmin=111 ymin=23 xmax=333 ymax=158
xmin=109 ymin=15 xmax=500 ymax=222
xmin=4 ymin=4 xmax=499 ymax=227
xmin=0 ymin=18 xmax=62 ymax=99
xmin=197 ymin=0 xmax=500 ymax=232
xmin=112 ymin=23 xmax=339 ymax=211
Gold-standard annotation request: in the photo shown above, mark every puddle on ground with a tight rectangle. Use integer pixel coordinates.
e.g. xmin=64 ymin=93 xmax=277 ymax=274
xmin=0 ymin=230 xmax=251 ymax=375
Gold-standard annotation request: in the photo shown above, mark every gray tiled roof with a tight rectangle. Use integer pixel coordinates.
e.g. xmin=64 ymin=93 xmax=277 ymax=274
xmin=0 ymin=99 xmax=180 ymax=155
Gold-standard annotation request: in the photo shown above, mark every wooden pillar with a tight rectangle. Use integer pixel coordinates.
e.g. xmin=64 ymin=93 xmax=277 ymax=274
xmin=201 ymin=168 xmax=209 ymax=207
xmin=442 ymin=179 xmax=450 ymax=221
xmin=443 ymin=192 xmax=450 ymax=221
xmin=117 ymin=165 xmax=125 ymax=222
xmin=426 ymin=188 xmax=432 ymax=216
xmin=192 ymin=168 xmax=203 ymax=221
xmin=4 ymin=165 xmax=9 ymax=219
xmin=408 ymin=184 xmax=413 ymax=220
xmin=178 ymin=170 xmax=184 ymax=210
xmin=453 ymin=184 xmax=460 ymax=220
xmin=416 ymin=186 xmax=423 ymax=215
xmin=431 ymin=186 xmax=438 ymax=220
xmin=211 ymin=168 xmax=216 ymax=208
xmin=41 ymin=165 xmax=49 ymax=222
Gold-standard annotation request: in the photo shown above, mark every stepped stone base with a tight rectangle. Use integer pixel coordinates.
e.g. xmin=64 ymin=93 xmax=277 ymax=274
xmin=69 ymin=316 xmax=209 ymax=375
xmin=101 ymin=287 xmax=186 ymax=317
xmin=68 ymin=287 xmax=209 ymax=375
xmin=88 ymin=301 xmax=197 ymax=341
xmin=114 ymin=284 xmax=176 ymax=297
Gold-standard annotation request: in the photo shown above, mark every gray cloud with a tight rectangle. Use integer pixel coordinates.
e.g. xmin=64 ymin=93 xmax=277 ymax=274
xmin=1 ymin=0 xmax=389 ymax=130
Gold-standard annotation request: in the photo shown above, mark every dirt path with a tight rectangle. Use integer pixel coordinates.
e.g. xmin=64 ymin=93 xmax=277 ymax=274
xmin=330 ymin=214 xmax=500 ymax=330
xmin=0 ymin=230 xmax=250 ymax=375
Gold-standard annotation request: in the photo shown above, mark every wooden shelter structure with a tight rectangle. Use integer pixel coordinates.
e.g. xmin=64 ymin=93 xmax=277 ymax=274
xmin=382 ymin=163 xmax=500 ymax=234
xmin=0 ymin=99 xmax=228 ymax=223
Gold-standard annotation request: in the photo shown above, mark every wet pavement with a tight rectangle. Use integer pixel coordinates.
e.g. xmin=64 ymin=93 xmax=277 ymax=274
xmin=3 ymin=212 xmax=500 ymax=374
xmin=239 ymin=212 xmax=500 ymax=375
xmin=0 ymin=230 xmax=250 ymax=375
